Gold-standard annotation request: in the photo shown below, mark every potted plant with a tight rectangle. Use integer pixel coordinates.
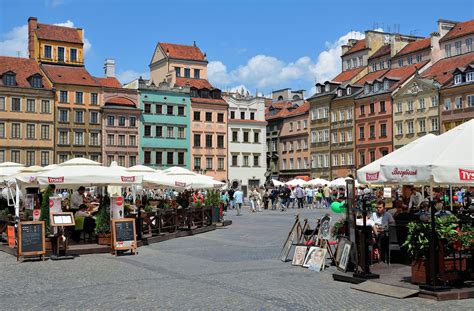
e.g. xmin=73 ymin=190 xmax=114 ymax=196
xmin=403 ymin=215 xmax=470 ymax=284
xmin=95 ymin=195 xmax=111 ymax=245
xmin=331 ymin=218 xmax=347 ymax=237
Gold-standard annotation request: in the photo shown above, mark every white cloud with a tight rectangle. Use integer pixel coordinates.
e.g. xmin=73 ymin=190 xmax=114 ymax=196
xmin=116 ymin=70 xmax=149 ymax=84
xmin=208 ymin=30 xmax=365 ymax=96
xmin=0 ymin=20 xmax=92 ymax=57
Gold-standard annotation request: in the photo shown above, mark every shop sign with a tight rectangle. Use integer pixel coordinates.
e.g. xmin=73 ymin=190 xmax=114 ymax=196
xmin=459 ymin=168 xmax=474 ymax=181
xmin=48 ymin=177 xmax=64 ymax=183
xmin=391 ymin=168 xmax=417 ymax=178
xmin=121 ymin=176 xmax=135 ymax=182
xmin=365 ymin=172 xmax=379 ymax=181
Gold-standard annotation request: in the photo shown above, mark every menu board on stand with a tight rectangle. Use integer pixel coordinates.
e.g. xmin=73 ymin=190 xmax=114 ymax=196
xmin=111 ymin=218 xmax=137 ymax=256
xmin=17 ymin=221 xmax=45 ymax=261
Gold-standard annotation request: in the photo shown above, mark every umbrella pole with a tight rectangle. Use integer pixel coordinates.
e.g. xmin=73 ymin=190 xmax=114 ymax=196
xmin=15 ymin=182 xmax=20 ymax=223
xmin=449 ymin=185 xmax=453 ymax=211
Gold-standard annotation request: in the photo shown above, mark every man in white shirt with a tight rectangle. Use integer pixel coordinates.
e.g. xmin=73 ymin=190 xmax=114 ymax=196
xmin=371 ymin=200 xmax=394 ymax=262
xmin=71 ymin=186 xmax=86 ymax=211
xmin=408 ymin=187 xmax=423 ymax=210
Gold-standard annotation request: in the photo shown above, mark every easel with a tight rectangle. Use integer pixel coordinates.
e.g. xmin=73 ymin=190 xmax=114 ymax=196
xmin=280 ymin=214 xmax=302 ymax=262
xmin=315 ymin=215 xmax=336 ymax=266
xmin=50 ymin=212 xmax=75 ymax=260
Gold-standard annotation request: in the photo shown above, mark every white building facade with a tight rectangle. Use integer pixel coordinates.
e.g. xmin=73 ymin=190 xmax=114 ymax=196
xmin=224 ymin=92 xmax=267 ymax=194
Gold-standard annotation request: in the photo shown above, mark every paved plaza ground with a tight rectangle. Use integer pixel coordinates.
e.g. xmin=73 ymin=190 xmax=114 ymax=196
xmin=0 ymin=207 xmax=472 ymax=310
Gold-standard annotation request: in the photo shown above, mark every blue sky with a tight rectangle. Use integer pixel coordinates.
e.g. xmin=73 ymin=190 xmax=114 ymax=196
xmin=1 ymin=0 xmax=473 ymax=96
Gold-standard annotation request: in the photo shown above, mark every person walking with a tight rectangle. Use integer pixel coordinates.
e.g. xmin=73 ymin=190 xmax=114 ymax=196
xmin=263 ymin=189 xmax=270 ymax=210
xmin=323 ymin=184 xmax=331 ymax=209
xmin=271 ymin=187 xmax=279 ymax=210
xmin=234 ymin=188 xmax=243 ymax=216
xmin=249 ymin=188 xmax=257 ymax=213
xmin=305 ymin=186 xmax=314 ymax=209
xmin=289 ymin=187 xmax=296 ymax=208
xmin=315 ymin=188 xmax=323 ymax=209
xmin=228 ymin=188 xmax=235 ymax=210
xmin=295 ymin=185 xmax=305 ymax=209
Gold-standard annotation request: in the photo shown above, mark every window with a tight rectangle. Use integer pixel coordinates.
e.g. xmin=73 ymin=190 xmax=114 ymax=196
xmin=303 ymin=139 xmax=308 ymax=149
xmin=60 ymin=90 xmax=68 ymax=103
xmin=455 ymin=41 xmax=461 ymax=55
xmin=467 ymin=38 xmax=473 ymax=52
xmin=41 ymin=151 xmax=49 ymax=166
xmin=107 ymin=134 xmax=114 ymax=145
xmin=372 ymin=63 xmax=377 ymax=72
xmin=175 ymin=67 xmax=181 ymax=77
xmin=359 ymin=126 xmax=365 ymax=139
xmin=176 ymin=106 xmax=185 ymax=116
xmin=347 ymin=109 xmax=353 ymax=120
xmin=347 ymin=131 xmax=353 ymax=142
xmin=374 ymin=83 xmax=379 ymax=93
xmin=70 ymin=48 xmax=77 ymax=62
xmin=58 ymin=47 xmax=65 ymax=61
xmin=232 ymin=131 xmax=238 ymax=142
xmin=178 ymin=152 xmax=185 ymax=166
xmin=11 ymin=123 xmax=21 ymax=138
xmin=240 ymin=111 xmax=245 ymax=120
xmin=349 ymin=153 xmax=354 ymax=165
xmin=156 ymin=152 xmax=163 ymax=165
xmin=44 ymin=45 xmax=52 ymax=58
xmin=454 ymin=74 xmax=462 ymax=85
xmin=407 ymin=120 xmax=414 ymax=134
xmin=75 ymin=110 xmax=84 ymax=123
xmin=415 ymin=53 xmax=422 ymax=62
xmin=194 ymin=111 xmax=200 ymax=121
xmin=431 ymin=118 xmax=439 ymax=131
xmin=0 ymin=97 xmax=4 ymax=111
xmin=156 ymin=104 xmax=163 ymax=114
xmin=106 ymin=155 xmax=114 ymax=166
xmin=75 ymin=92 xmax=83 ymax=104
xmin=243 ymin=132 xmax=249 ymax=142
xmin=118 ymin=116 xmax=125 ymax=126
xmin=360 ymin=105 xmax=365 ymax=115
xmin=332 ymin=132 xmax=338 ymax=144
xmin=303 ymin=120 xmax=308 ymax=129
xmin=445 ymin=44 xmax=451 ymax=57
xmin=398 ymin=59 xmax=403 ymax=67
xmin=218 ymin=157 xmax=224 ymax=170
xmin=184 ymin=68 xmax=191 ymax=78
xmin=315 ymin=85 xmax=321 ymax=94
xmin=289 ymin=122 xmax=294 ymax=131
xmin=194 ymin=69 xmax=200 ymax=79
xmin=129 ymin=116 xmax=136 ymax=127
xmin=0 ymin=123 xmax=4 ymax=138
xmin=26 ymin=151 xmax=35 ymax=166
xmin=396 ymin=121 xmax=403 ymax=135
xmin=431 ymin=96 xmax=438 ymax=107
xmin=337 ymin=89 xmax=342 ymax=97
xmin=3 ymin=73 xmax=15 ymax=86
xmin=144 ymin=103 xmax=151 ymax=114
xmin=455 ymin=96 xmax=463 ymax=109
xmin=11 ymin=98 xmax=21 ymax=111
xmin=379 ymin=101 xmax=386 ymax=112
xmin=31 ymin=75 xmax=42 ymax=88
xmin=325 ymin=84 xmax=330 ymax=92
xmin=444 ymin=98 xmax=451 ymax=111
xmin=467 ymin=72 xmax=474 ymax=82
xmin=358 ymin=56 xmax=363 ymax=66
xmin=25 ymin=99 xmax=35 ymax=112
xmin=369 ymin=102 xmax=375 ymax=114
xmin=346 ymin=60 xmax=351 ymax=70
xmin=369 ymin=150 xmax=376 ymax=162
xmin=289 ymin=142 xmax=294 ymax=151
xmin=90 ymin=92 xmax=98 ymax=105
xmin=369 ymin=125 xmax=375 ymax=138
xmin=380 ymin=123 xmax=387 ymax=137
xmin=194 ymin=134 xmax=201 ymax=147
xmin=90 ymin=132 xmax=99 ymax=146
xmin=467 ymin=95 xmax=474 ymax=107
xmin=90 ymin=111 xmax=98 ymax=124
xmin=332 ymin=154 xmax=339 ymax=166
xmin=230 ymin=111 xmax=235 ymax=119
xmin=39 ymin=100 xmax=50 ymax=114
xmin=178 ymin=127 xmax=185 ymax=139
xmin=205 ymin=157 xmax=213 ymax=169
xmin=217 ymin=135 xmax=224 ymax=148
xmin=339 ymin=110 xmax=345 ymax=121
xmin=243 ymin=156 xmax=249 ymax=167
xmin=116 ymin=155 xmax=125 ymax=167
xmin=26 ymin=124 xmax=35 ymax=139
xmin=419 ymin=119 xmax=426 ymax=132
xmin=331 ymin=112 xmax=337 ymax=122
xmin=205 ymin=112 xmax=212 ymax=122
xmin=59 ymin=131 xmax=69 ymax=144
xmin=341 ymin=132 xmax=346 ymax=142
xmin=167 ymin=105 xmax=174 ymax=115
xmin=253 ymin=132 xmax=259 ymax=143
xmin=380 ymin=60 xmax=385 ymax=69
xmin=118 ymin=135 xmax=125 ymax=146
xmin=144 ymin=125 xmax=151 ymax=137
xmin=129 ymin=135 xmax=136 ymax=146
xmin=167 ymin=152 xmax=174 ymax=165
xmin=407 ymin=100 xmax=414 ymax=112
xmin=144 ymin=151 xmax=151 ymax=164
xmin=381 ymin=149 xmax=389 ymax=157
xmin=59 ymin=154 xmax=68 ymax=164
xmin=167 ymin=126 xmax=174 ymax=138
xmin=129 ymin=156 xmax=137 ymax=167
xmin=346 ymin=87 xmax=352 ymax=96
xmin=74 ymin=131 xmax=84 ymax=145
xmin=205 ymin=134 xmax=212 ymax=147
xmin=407 ymin=56 xmax=413 ymax=65
xmin=41 ymin=125 xmax=49 ymax=139
xmin=419 ymin=98 xmax=425 ymax=109
xmin=232 ymin=155 xmax=238 ymax=166
xmin=11 ymin=150 xmax=20 ymax=163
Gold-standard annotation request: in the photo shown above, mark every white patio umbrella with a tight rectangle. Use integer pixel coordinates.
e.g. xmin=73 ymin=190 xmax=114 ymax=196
xmin=285 ymin=178 xmax=306 ymax=187
xmin=304 ymin=178 xmax=330 ymax=187
xmin=0 ymin=162 xmax=24 ymax=182
xmin=271 ymin=179 xmax=284 ymax=187
xmin=380 ymin=119 xmax=474 ymax=185
xmin=330 ymin=177 xmax=359 ymax=188
xmin=357 ymin=134 xmax=437 ymax=184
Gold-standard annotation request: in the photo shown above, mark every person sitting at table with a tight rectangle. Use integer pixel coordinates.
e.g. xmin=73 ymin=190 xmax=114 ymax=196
xmin=71 ymin=186 xmax=90 ymax=211
xmin=75 ymin=204 xmax=91 ymax=218
xmin=371 ymin=200 xmax=394 ymax=262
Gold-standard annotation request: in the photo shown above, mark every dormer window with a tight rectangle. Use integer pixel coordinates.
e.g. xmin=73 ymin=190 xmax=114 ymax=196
xmin=324 ymin=84 xmax=330 ymax=92
xmin=190 ymin=88 xmax=198 ymax=97
xmin=467 ymin=72 xmax=474 ymax=82
xmin=383 ymin=80 xmax=389 ymax=90
xmin=70 ymin=48 xmax=77 ymax=62
xmin=200 ymin=89 xmax=209 ymax=98
xmin=454 ymin=74 xmax=462 ymax=85
xmin=44 ymin=45 xmax=52 ymax=59
xmin=30 ymin=75 xmax=42 ymax=88
xmin=372 ymin=63 xmax=377 ymax=72
xmin=347 ymin=87 xmax=351 ymax=95
xmin=364 ymin=84 xmax=370 ymax=94
xmin=315 ymin=85 xmax=321 ymax=94
xmin=337 ymin=89 xmax=342 ymax=97
xmin=374 ymin=83 xmax=379 ymax=92
xmin=3 ymin=72 xmax=16 ymax=86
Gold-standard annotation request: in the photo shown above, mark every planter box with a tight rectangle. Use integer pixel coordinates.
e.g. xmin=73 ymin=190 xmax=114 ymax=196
xmin=411 ymin=257 xmax=468 ymax=284
xmin=97 ymin=233 xmax=111 ymax=245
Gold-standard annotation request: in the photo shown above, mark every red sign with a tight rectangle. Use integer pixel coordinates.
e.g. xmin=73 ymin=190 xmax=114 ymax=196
xmin=365 ymin=172 xmax=379 ymax=181
xmin=175 ymin=181 xmax=186 ymax=187
xmin=49 ymin=200 xmax=54 ymax=208
xmin=459 ymin=168 xmax=474 ymax=181
xmin=116 ymin=197 xmax=123 ymax=206
xmin=391 ymin=168 xmax=417 ymax=178
xmin=7 ymin=226 xmax=15 ymax=248
xmin=121 ymin=176 xmax=136 ymax=182
xmin=48 ymin=177 xmax=64 ymax=183
xmin=33 ymin=210 xmax=40 ymax=219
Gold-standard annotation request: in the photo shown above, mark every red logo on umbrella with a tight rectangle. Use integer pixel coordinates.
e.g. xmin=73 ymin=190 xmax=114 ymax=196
xmin=121 ymin=176 xmax=135 ymax=182
xmin=48 ymin=177 xmax=64 ymax=183
xmin=365 ymin=172 xmax=379 ymax=181
xmin=459 ymin=168 xmax=474 ymax=181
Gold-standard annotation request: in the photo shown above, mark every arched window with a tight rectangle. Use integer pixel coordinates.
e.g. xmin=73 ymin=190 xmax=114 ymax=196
xmin=277 ymin=96 xmax=284 ymax=101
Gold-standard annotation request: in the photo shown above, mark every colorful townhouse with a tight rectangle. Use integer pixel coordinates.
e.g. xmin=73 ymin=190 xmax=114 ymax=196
xmin=27 ymin=17 xmax=103 ymax=163
xmin=97 ymin=59 xmax=141 ymax=167
xmin=149 ymin=42 xmax=227 ymax=181
xmin=224 ymin=91 xmax=267 ymax=192
xmin=0 ymin=56 xmax=54 ymax=165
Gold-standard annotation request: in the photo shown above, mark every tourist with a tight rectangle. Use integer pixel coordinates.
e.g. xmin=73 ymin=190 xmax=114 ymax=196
xmin=306 ymin=186 xmax=314 ymax=208
xmin=271 ymin=187 xmax=279 ymax=210
xmin=263 ymin=189 xmax=270 ymax=210
xmin=315 ymin=188 xmax=323 ymax=209
xmin=249 ymin=188 xmax=258 ymax=213
xmin=71 ymin=186 xmax=89 ymax=211
xmin=323 ymin=184 xmax=331 ymax=208
xmin=408 ymin=187 xmax=423 ymax=210
xmin=289 ymin=186 xmax=296 ymax=208
xmin=234 ymin=188 xmax=243 ymax=216
xmin=371 ymin=200 xmax=394 ymax=262
xmin=388 ymin=200 xmax=403 ymax=217
xmin=295 ymin=185 xmax=305 ymax=209
xmin=228 ymin=188 xmax=235 ymax=210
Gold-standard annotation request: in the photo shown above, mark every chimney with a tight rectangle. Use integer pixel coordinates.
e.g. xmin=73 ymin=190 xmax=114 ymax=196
xmin=28 ymin=17 xmax=37 ymax=59
xmin=104 ymin=59 xmax=116 ymax=78
xmin=76 ymin=28 xmax=84 ymax=43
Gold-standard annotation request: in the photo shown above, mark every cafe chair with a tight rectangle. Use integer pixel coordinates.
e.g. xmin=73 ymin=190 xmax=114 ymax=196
xmin=388 ymin=225 xmax=400 ymax=265
xmin=74 ymin=217 xmax=86 ymax=242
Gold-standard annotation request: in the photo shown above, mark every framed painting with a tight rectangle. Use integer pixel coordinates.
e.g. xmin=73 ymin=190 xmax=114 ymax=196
xmin=303 ymin=246 xmax=327 ymax=272
xmin=337 ymin=239 xmax=352 ymax=272
xmin=292 ymin=246 xmax=308 ymax=266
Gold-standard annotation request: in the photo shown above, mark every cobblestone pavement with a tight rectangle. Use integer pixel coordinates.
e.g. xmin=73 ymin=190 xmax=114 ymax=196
xmin=1 ymin=207 xmax=472 ymax=310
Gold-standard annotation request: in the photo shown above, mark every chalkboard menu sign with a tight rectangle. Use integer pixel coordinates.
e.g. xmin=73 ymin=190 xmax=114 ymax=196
xmin=112 ymin=218 xmax=137 ymax=254
xmin=18 ymin=221 xmax=45 ymax=259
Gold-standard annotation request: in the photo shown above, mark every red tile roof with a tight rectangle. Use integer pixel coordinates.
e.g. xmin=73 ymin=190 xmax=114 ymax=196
xmin=355 ymin=69 xmax=389 ymax=85
xmin=368 ymin=45 xmax=391 ymax=59
xmin=35 ymin=23 xmax=82 ymax=44
xmin=96 ymin=77 xmax=122 ymax=88
xmin=331 ymin=67 xmax=366 ymax=83
xmin=175 ymin=77 xmax=214 ymax=89
xmin=440 ymin=19 xmax=474 ymax=43
xmin=421 ymin=52 xmax=474 ymax=86
xmin=382 ymin=61 xmax=429 ymax=89
xmin=343 ymin=39 xmax=368 ymax=56
xmin=0 ymin=56 xmax=52 ymax=89
xmin=191 ymin=97 xmax=227 ymax=105
xmin=266 ymin=101 xmax=309 ymax=120
xmin=104 ymin=96 xmax=136 ymax=107
xmin=159 ymin=42 xmax=205 ymax=61
xmin=395 ymin=38 xmax=431 ymax=57
xmin=41 ymin=64 xmax=100 ymax=87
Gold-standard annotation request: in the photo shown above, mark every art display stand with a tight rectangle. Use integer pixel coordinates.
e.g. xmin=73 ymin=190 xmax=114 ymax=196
xmin=50 ymin=212 xmax=75 ymax=261
xmin=279 ymin=215 xmax=302 ymax=262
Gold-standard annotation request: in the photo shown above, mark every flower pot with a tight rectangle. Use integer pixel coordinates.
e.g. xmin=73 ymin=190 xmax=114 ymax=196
xmin=411 ymin=256 xmax=468 ymax=284
xmin=411 ymin=260 xmax=428 ymax=284
xmin=97 ymin=233 xmax=111 ymax=245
